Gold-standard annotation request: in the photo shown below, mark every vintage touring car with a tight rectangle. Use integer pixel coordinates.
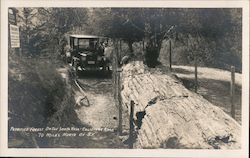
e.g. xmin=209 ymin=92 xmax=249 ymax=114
xmin=68 ymin=35 xmax=111 ymax=72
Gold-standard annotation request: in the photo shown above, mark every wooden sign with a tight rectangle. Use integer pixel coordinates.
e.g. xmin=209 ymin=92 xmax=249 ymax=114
xmin=9 ymin=24 xmax=20 ymax=48
xmin=8 ymin=8 xmax=17 ymax=25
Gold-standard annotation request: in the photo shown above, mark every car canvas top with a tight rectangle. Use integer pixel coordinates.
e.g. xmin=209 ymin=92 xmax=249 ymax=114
xmin=70 ymin=34 xmax=105 ymax=39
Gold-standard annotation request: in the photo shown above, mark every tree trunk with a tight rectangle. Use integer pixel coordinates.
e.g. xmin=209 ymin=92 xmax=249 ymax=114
xmin=128 ymin=40 xmax=133 ymax=55
xmin=120 ymin=61 xmax=241 ymax=149
xmin=144 ymin=39 xmax=161 ymax=68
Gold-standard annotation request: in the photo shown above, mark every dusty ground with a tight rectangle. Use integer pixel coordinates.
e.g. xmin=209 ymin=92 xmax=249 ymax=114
xmin=76 ymin=75 xmax=118 ymax=128
xmin=76 ymin=72 xmax=129 ymax=129
xmin=172 ymin=65 xmax=242 ymax=124
xmin=51 ymin=68 xmax=129 ymax=148
xmin=70 ymin=71 xmax=129 ymax=148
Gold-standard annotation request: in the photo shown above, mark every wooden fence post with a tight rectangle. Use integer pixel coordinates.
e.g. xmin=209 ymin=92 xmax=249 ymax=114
xmin=117 ymin=68 xmax=123 ymax=135
xmin=169 ymin=39 xmax=172 ymax=71
xmin=112 ymin=40 xmax=118 ymax=98
xmin=119 ymin=39 xmax=122 ymax=61
xmin=113 ymin=39 xmax=123 ymax=135
xmin=18 ymin=48 xmax=22 ymax=58
xmin=129 ymin=100 xmax=135 ymax=149
xmin=142 ymin=40 xmax=145 ymax=52
xmin=230 ymin=66 xmax=235 ymax=119
xmin=194 ymin=51 xmax=198 ymax=93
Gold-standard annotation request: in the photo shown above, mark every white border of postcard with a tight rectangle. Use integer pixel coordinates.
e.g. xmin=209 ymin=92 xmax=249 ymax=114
xmin=1 ymin=0 xmax=249 ymax=157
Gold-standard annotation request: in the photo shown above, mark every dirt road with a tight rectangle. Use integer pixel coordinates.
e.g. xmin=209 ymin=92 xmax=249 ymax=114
xmin=72 ymin=72 xmax=129 ymax=148
xmin=76 ymin=75 xmax=118 ymax=129
xmin=54 ymin=69 xmax=129 ymax=148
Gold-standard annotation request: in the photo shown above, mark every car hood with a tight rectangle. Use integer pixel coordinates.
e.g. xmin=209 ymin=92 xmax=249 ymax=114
xmin=79 ymin=51 xmax=94 ymax=56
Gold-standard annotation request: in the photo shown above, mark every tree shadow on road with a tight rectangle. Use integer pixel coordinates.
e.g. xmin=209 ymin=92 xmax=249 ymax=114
xmin=77 ymin=70 xmax=112 ymax=79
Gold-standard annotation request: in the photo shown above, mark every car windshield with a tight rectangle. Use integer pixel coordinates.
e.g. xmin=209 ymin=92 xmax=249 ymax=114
xmin=78 ymin=39 xmax=89 ymax=49
xmin=78 ymin=38 xmax=98 ymax=49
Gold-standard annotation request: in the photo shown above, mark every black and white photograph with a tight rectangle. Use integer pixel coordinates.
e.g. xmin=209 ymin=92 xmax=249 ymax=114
xmin=0 ymin=0 xmax=249 ymax=157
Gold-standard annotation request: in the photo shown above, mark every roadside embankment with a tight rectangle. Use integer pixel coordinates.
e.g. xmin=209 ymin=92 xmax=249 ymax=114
xmin=8 ymin=55 xmax=82 ymax=147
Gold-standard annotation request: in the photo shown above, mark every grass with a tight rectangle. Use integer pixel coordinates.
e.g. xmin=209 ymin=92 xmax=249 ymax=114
xmin=172 ymin=65 xmax=242 ymax=124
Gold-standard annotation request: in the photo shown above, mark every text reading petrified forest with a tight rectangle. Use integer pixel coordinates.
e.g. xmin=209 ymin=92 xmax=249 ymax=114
xmin=9 ymin=126 xmax=115 ymax=138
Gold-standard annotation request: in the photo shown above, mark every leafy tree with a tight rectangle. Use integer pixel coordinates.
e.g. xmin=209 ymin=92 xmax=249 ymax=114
xmin=86 ymin=8 xmax=113 ymax=36
xmin=110 ymin=8 xmax=145 ymax=54
xmin=17 ymin=8 xmax=37 ymax=54
xmin=175 ymin=8 xmax=242 ymax=70
xmin=15 ymin=7 xmax=242 ymax=70
xmin=17 ymin=8 xmax=89 ymax=57
xmin=43 ymin=8 xmax=89 ymax=56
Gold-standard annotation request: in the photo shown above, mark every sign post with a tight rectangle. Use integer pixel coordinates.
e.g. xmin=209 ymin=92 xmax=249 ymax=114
xmin=8 ymin=8 xmax=21 ymax=56
xmin=9 ymin=24 xmax=20 ymax=48
xmin=8 ymin=8 xmax=17 ymax=25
